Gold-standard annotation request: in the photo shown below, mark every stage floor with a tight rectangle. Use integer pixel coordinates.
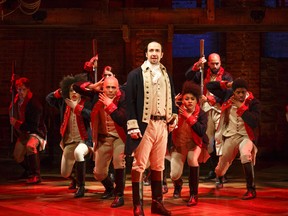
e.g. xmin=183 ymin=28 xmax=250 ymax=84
xmin=0 ymin=158 xmax=287 ymax=216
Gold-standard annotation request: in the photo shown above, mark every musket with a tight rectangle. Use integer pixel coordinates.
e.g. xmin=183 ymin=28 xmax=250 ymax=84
xmin=199 ymin=39 xmax=205 ymax=96
xmin=10 ymin=61 xmax=16 ymax=144
xmin=92 ymin=39 xmax=98 ymax=83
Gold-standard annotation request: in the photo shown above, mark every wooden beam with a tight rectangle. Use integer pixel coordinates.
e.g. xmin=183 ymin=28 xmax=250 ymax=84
xmin=207 ymin=0 xmax=215 ymax=21
xmin=1 ymin=8 xmax=288 ymax=33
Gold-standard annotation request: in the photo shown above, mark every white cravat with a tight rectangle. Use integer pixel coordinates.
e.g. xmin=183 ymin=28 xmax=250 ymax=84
xmin=146 ymin=61 xmax=161 ymax=84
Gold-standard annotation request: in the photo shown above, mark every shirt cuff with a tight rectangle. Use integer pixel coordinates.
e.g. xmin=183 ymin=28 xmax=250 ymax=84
xmin=128 ymin=129 xmax=141 ymax=134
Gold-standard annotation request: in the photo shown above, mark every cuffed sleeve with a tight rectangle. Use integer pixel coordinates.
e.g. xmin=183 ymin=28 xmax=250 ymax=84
xmin=220 ymin=81 xmax=229 ymax=89
xmin=104 ymin=102 xmax=117 ymax=115
xmin=207 ymin=95 xmax=216 ymax=106
xmin=192 ymin=63 xmax=200 ymax=71
xmin=127 ymin=119 xmax=139 ymax=131
xmin=83 ymin=61 xmax=93 ymax=72
xmin=54 ymin=89 xmax=62 ymax=98
xmin=14 ymin=120 xmax=22 ymax=130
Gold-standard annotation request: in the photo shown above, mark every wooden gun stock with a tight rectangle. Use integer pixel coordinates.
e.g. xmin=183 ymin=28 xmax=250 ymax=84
xmin=199 ymin=39 xmax=205 ymax=96
xmin=200 ymin=39 xmax=205 ymax=58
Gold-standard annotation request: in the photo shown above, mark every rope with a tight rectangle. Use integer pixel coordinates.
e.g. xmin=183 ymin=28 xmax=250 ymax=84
xmin=19 ymin=0 xmax=41 ymax=15
xmin=0 ymin=0 xmax=41 ymax=18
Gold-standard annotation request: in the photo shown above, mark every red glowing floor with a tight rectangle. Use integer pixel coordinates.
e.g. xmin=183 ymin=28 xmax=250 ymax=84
xmin=0 ymin=159 xmax=287 ymax=216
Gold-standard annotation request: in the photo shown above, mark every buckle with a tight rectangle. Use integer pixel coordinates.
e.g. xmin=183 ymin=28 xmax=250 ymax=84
xmin=150 ymin=115 xmax=165 ymax=121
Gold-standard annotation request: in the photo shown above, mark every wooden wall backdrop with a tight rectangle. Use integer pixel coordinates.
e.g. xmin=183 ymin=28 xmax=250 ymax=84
xmin=0 ymin=0 xmax=287 ymax=160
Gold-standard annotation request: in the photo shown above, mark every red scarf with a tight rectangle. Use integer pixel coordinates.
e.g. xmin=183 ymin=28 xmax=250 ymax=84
xmin=204 ymin=67 xmax=225 ymax=95
xmin=10 ymin=91 xmax=33 ymax=122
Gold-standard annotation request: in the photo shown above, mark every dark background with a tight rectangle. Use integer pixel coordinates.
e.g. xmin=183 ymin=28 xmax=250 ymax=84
xmin=0 ymin=0 xmax=287 ymax=170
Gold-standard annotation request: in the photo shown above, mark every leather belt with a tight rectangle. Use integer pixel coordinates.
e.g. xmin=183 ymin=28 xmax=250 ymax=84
xmin=98 ymin=134 xmax=116 ymax=139
xmin=150 ymin=115 xmax=166 ymax=121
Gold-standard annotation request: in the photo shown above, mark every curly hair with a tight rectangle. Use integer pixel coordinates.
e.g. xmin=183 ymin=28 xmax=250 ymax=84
xmin=16 ymin=77 xmax=30 ymax=89
xmin=181 ymin=80 xmax=201 ymax=101
xmin=232 ymin=78 xmax=248 ymax=91
xmin=60 ymin=73 xmax=87 ymax=99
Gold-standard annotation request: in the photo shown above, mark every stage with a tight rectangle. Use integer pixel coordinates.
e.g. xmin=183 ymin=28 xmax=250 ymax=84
xmin=0 ymin=157 xmax=287 ymax=216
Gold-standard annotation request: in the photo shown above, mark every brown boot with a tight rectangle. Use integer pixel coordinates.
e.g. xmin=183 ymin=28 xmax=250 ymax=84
xmin=132 ymin=170 xmax=144 ymax=216
xmin=150 ymin=170 xmax=171 ymax=216
xmin=26 ymin=154 xmax=41 ymax=184
xmin=68 ymin=176 xmax=77 ymax=190
xmin=162 ymin=167 xmax=168 ymax=194
xmin=74 ymin=161 xmax=86 ymax=198
xmin=187 ymin=166 xmax=199 ymax=207
xmin=242 ymin=162 xmax=256 ymax=200
xmin=101 ymin=176 xmax=114 ymax=199
xmin=172 ymin=178 xmax=183 ymax=198
xmin=111 ymin=168 xmax=125 ymax=208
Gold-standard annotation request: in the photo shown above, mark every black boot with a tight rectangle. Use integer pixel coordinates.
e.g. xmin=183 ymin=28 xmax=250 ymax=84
xmin=68 ymin=176 xmax=77 ymax=190
xmin=74 ymin=161 xmax=86 ymax=198
xmin=101 ymin=175 xmax=114 ymax=199
xmin=18 ymin=157 xmax=30 ymax=179
xmin=172 ymin=178 xmax=183 ymax=198
xmin=108 ymin=161 xmax=115 ymax=183
xmin=187 ymin=166 xmax=199 ymax=207
xmin=68 ymin=165 xmax=77 ymax=189
xmin=132 ymin=170 xmax=144 ymax=216
xmin=204 ymin=151 xmax=217 ymax=181
xmin=111 ymin=168 xmax=125 ymax=208
xmin=150 ymin=170 xmax=171 ymax=216
xmin=162 ymin=168 xmax=168 ymax=194
xmin=26 ymin=154 xmax=41 ymax=184
xmin=242 ymin=162 xmax=256 ymax=200
xmin=143 ymin=168 xmax=151 ymax=186
xmin=215 ymin=175 xmax=224 ymax=189
xmin=205 ymin=170 xmax=216 ymax=180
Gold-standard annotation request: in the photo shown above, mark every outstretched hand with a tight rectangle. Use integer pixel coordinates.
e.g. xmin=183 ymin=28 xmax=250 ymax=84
xmin=230 ymin=96 xmax=244 ymax=108
xmin=65 ymin=98 xmax=76 ymax=109
xmin=200 ymin=95 xmax=208 ymax=104
xmin=99 ymin=93 xmax=114 ymax=106
xmin=168 ymin=114 xmax=178 ymax=132
xmin=89 ymin=54 xmax=98 ymax=63
xmin=179 ymin=105 xmax=191 ymax=119
xmin=88 ymin=77 xmax=104 ymax=92
xmin=175 ymin=93 xmax=182 ymax=107
xmin=10 ymin=117 xmax=17 ymax=126
xmin=130 ymin=131 xmax=142 ymax=139
xmin=227 ymin=81 xmax=233 ymax=88
xmin=197 ymin=56 xmax=207 ymax=68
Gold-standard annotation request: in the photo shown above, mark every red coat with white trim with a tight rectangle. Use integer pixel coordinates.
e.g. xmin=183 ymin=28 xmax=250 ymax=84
xmin=172 ymin=103 xmax=207 ymax=148
xmin=46 ymin=89 xmax=92 ymax=147
xmin=206 ymin=81 xmax=261 ymax=152
xmin=90 ymin=88 xmax=127 ymax=150
xmin=185 ymin=66 xmax=233 ymax=106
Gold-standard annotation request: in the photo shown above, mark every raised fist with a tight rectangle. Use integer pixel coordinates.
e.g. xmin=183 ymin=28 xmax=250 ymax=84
xmin=89 ymin=54 xmax=98 ymax=63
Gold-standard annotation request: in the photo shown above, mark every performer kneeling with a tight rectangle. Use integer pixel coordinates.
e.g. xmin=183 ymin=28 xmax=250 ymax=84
xmin=46 ymin=74 xmax=92 ymax=198
xmin=170 ymin=81 xmax=209 ymax=206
